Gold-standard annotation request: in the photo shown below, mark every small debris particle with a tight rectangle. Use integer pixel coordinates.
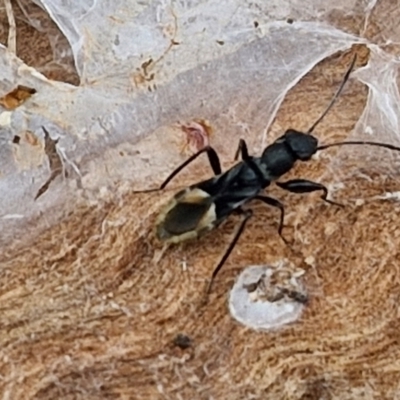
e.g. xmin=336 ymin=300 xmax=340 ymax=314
xmin=0 ymin=85 xmax=36 ymax=110
xmin=173 ymin=334 xmax=192 ymax=349
xmin=179 ymin=119 xmax=213 ymax=155
xmin=34 ymin=127 xmax=62 ymax=200
xmin=12 ymin=135 xmax=20 ymax=144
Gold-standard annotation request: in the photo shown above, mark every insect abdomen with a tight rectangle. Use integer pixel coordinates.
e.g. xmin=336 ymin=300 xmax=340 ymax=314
xmin=155 ymin=188 xmax=217 ymax=244
xmin=162 ymin=202 xmax=212 ymax=235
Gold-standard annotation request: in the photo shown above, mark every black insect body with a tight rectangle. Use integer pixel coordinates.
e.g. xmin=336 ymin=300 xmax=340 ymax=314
xmin=153 ymin=129 xmax=347 ymax=295
xmin=138 ymin=54 xmax=400 ymax=295
xmin=156 ymin=130 xmax=322 ymax=243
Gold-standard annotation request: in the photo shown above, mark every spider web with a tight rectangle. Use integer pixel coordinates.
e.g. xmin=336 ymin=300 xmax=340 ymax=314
xmin=0 ymin=0 xmax=399 ymax=246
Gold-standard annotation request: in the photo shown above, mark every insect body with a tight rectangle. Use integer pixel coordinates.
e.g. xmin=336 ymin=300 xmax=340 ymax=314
xmin=139 ymin=54 xmax=400 ymax=295
xmin=152 ymin=129 xmax=343 ymax=294
xmin=156 ymin=129 xmax=325 ymax=245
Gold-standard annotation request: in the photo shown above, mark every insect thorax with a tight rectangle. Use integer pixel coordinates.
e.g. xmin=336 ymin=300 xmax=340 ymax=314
xmin=261 ymin=141 xmax=297 ymax=178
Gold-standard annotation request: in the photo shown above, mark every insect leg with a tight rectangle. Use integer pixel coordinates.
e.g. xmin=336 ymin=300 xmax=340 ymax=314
xmin=206 ymin=209 xmax=253 ymax=295
xmin=136 ymin=146 xmax=222 ymax=193
xmin=234 ymin=139 xmax=250 ymax=160
xmin=160 ymin=146 xmax=222 ymax=189
xmin=254 ymin=195 xmax=289 ymax=244
xmin=276 ymin=179 xmax=344 ymax=207
xmin=234 ymin=139 xmax=273 ymax=187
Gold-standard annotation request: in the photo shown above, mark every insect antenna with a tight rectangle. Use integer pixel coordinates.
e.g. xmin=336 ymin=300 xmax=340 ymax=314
xmin=306 ymin=54 xmax=357 ymax=134
xmin=317 ymin=141 xmax=400 ymax=153
xmin=132 ymin=145 xmax=222 ymax=193
xmin=312 ymin=54 xmax=400 ymax=154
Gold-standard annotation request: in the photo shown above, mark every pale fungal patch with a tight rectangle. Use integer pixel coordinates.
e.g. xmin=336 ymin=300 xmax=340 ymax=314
xmin=304 ymin=255 xmax=315 ymax=267
xmin=324 ymin=221 xmax=337 ymax=236
xmin=365 ymin=126 xmax=374 ymax=135
xmin=0 ymin=111 xmax=12 ymax=126
xmin=229 ymin=262 xmax=307 ymax=331
xmin=372 ymin=191 xmax=400 ymax=201
xmin=355 ymin=198 xmax=365 ymax=207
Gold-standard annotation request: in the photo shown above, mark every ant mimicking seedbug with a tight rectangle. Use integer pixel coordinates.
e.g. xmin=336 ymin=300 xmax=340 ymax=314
xmin=136 ymin=54 xmax=400 ymax=295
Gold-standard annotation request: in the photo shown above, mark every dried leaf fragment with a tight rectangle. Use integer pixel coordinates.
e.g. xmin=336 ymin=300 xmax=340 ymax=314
xmin=35 ymin=127 xmax=62 ymax=200
xmin=0 ymin=85 xmax=36 ymax=110
xmin=179 ymin=119 xmax=213 ymax=155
